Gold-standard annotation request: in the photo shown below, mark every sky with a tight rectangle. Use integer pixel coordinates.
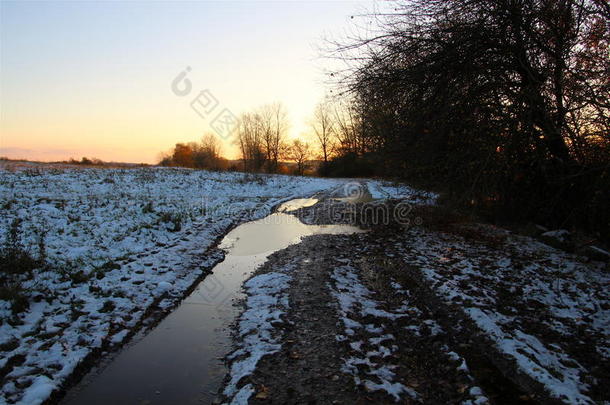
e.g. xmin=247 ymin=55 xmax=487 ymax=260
xmin=0 ymin=0 xmax=371 ymax=163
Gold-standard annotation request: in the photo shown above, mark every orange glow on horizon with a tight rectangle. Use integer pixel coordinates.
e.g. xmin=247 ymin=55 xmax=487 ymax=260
xmin=0 ymin=1 xmax=368 ymax=164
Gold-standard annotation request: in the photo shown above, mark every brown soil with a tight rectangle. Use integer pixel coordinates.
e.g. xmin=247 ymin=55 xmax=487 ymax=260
xmin=224 ymin=231 xmax=521 ymax=404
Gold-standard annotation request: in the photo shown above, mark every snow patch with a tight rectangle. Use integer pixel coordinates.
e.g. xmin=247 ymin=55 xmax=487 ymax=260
xmin=223 ymin=270 xmax=292 ymax=401
xmin=329 ymin=265 xmax=418 ymax=401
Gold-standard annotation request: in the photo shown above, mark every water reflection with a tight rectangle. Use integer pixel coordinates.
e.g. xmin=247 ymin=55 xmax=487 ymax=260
xmin=62 ymin=205 xmax=361 ymax=405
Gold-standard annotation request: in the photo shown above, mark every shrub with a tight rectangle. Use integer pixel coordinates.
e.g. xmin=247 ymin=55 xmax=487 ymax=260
xmin=237 ymin=173 xmax=267 ymax=185
xmin=158 ymin=211 xmax=183 ymax=232
xmin=142 ymin=201 xmax=154 ymax=214
xmin=0 ymin=219 xmax=40 ymax=280
xmin=0 ymin=219 xmax=48 ymax=315
xmin=0 ymin=283 xmax=29 ymax=315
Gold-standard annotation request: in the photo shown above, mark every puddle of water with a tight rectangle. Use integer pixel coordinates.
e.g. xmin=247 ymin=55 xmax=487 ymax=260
xmin=62 ymin=209 xmax=361 ymax=405
xmin=276 ymin=198 xmax=318 ymax=212
xmin=220 ymin=212 xmax=362 ymax=256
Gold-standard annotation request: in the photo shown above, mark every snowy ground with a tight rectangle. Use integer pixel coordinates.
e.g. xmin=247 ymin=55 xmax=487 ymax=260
xmin=330 ymin=262 xmax=420 ymax=401
xmin=222 ymin=184 xmax=608 ymax=404
xmin=0 ymin=165 xmax=343 ymax=405
xmin=395 ymin=224 xmax=610 ymax=404
xmin=2 ymin=166 xmax=605 ymax=404
xmin=329 ymin=259 xmax=489 ymax=404
xmin=223 ymin=268 xmax=294 ymax=404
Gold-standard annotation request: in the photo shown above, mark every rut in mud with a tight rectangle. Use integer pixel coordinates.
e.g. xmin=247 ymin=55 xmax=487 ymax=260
xmin=218 ymin=183 xmax=491 ymax=404
xmin=220 ymin=232 xmax=494 ymax=404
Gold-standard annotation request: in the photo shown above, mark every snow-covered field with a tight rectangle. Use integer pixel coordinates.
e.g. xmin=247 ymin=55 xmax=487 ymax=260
xmin=2 ymin=164 xmax=604 ymax=404
xmin=0 ymin=164 xmax=343 ymax=405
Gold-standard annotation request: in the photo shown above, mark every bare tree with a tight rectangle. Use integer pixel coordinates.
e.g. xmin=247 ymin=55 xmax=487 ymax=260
xmin=288 ymin=139 xmax=311 ymax=176
xmin=333 ymin=101 xmax=364 ymax=155
xmin=260 ymin=103 xmax=289 ymax=173
xmin=236 ymin=112 xmax=265 ymax=172
xmin=192 ymin=133 xmax=223 ymax=170
xmin=311 ymin=102 xmax=335 ymax=164
xmin=236 ymin=104 xmax=289 ymax=173
xmin=201 ymin=132 xmax=222 ymax=159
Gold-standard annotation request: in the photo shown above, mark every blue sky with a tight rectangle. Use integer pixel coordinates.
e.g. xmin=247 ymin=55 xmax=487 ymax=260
xmin=0 ymin=0 xmax=371 ymax=162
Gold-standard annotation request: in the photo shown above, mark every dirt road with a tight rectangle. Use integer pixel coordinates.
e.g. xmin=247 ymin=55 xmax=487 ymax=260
xmin=219 ymin=183 xmax=609 ymax=404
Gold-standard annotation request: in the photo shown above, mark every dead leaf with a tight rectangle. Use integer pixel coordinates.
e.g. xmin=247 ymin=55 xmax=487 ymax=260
xmin=255 ymin=385 xmax=270 ymax=400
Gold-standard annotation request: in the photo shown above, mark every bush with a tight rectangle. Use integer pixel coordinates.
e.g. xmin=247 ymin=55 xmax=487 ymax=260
xmin=158 ymin=211 xmax=183 ymax=232
xmin=0 ymin=283 xmax=29 ymax=314
xmin=237 ymin=173 xmax=267 ymax=185
xmin=320 ymin=153 xmax=378 ymax=178
xmin=0 ymin=219 xmax=44 ymax=315
xmin=142 ymin=201 xmax=154 ymax=214
xmin=0 ymin=219 xmax=41 ymax=281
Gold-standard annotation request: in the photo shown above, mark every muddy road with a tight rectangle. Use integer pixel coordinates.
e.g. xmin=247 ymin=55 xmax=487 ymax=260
xmin=217 ymin=183 xmax=496 ymax=404
xmin=61 ymin=182 xmax=608 ymax=404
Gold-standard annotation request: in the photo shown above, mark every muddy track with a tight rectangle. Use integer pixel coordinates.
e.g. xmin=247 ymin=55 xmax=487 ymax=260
xmin=228 ymin=233 xmax=487 ymax=404
xmin=219 ymin=185 xmax=542 ymax=404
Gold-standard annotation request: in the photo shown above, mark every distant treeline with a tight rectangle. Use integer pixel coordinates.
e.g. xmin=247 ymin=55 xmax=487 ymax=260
xmin=66 ymin=157 xmax=107 ymax=166
xmin=159 ymin=133 xmax=230 ymax=171
xmin=63 ymin=157 xmax=148 ymax=168
xmin=158 ymin=130 xmax=312 ymax=175
xmin=324 ymin=0 xmax=609 ymax=240
xmin=159 ymin=103 xmax=320 ymax=176
xmin=0 ymin=156 xmax=149 ymax=168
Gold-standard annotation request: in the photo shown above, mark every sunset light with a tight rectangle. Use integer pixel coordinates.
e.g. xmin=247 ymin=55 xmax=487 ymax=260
xmin=1 ymin=1 xmax=367 ymax=163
